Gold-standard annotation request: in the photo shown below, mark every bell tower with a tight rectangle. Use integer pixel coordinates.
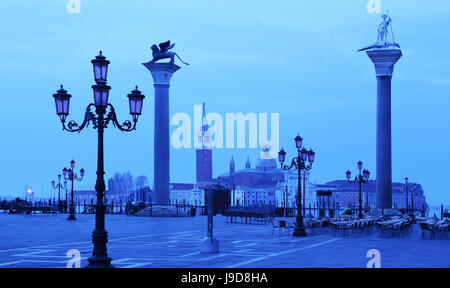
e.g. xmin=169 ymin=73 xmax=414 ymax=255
xmin=230 ymin=156 xmax=235 ymax=174
xmin=245 ymin=157 xmax=251 ymax=169
xmin=196 ymin=103 xmax=213 ymax=183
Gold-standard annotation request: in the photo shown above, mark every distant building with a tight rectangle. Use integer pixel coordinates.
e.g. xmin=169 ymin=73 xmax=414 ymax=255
xmin=131 ymin=186 xmax=152 ymax=203
xmin=73 ymin=190 xmax=119 ymax=204
xmin=218 ymin=147 xmax=284 ymax=206
xmin=274 ymin=170 xmax=314 ymax=209
xmin=73 ymin=188 xmax=152 ymax=204
xmin=171 ymin=112 xmax=430 ymax=210
xmin=74 ymin=178 xmax=428 ymax=211
xmin=167 ymin=147 xmax=286 ymax=207
xmin=196 ymin=103 xmax=213 ymax=184
xmin=169 ymin=183 xmax=205 ymax=206
xmin=196 ymin=149 xmax=212 ymax=183
xmin=309 ymin=180 xmax=427 ymax=210
xmin=73 ymin=190 xmax=97 ymax=204
xmin=232 ymin=186 xmax=276 ymax=206
xmin=165 ymin=103 xmax=216 ymax=207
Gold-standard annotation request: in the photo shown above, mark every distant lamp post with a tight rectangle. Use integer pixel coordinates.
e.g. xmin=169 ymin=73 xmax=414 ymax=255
xmin=64 ymin=186 xmax=68 ymax=212
xmin=278 ymin=134 xmax=315 ymax=237
xmin=53 ymin=51 xmax=145 ymax=268
xmin=285 ymin=185 xmax=288 ymax=209
xmin=51 ymin=174 xmax=67 ymax=212
xmin=346 ymin=161 xmax=370 ymax=219
xmin=403 ymin=177 xmax=417 ymax=216
xmin=232 ymin=183 xmax=236 ymax=207
xmin=63 ymin=160 xmax=84 ymax=220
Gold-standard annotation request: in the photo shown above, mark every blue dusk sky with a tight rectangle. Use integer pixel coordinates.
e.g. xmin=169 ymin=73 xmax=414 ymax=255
xmin=0 ymin=0 xmax=449 ymax=205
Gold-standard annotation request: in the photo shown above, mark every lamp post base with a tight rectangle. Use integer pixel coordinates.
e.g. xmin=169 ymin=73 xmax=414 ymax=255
xmin=200 ymin=237 xmax=220 ymax=254
xmin=86 ymin=256 xmax=114 ymax=268
xmin=68 ymin=201 xmax=76 ymax=220
xmin=293 ymin=217 xmax=307 ymax=237
xmin=293 ymin=227 xmax=307 ymax=237
xmin=87 ymin=224 xmax=113 ymax=268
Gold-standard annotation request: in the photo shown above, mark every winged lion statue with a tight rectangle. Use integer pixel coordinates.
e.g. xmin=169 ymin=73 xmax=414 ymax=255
xmin=149 ymin=40 xmax=189 ymax=65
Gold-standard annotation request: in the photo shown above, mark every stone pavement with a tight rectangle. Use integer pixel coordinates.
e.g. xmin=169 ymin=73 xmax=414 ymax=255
xmin=0 ymin=213 xmax=448 ymax=268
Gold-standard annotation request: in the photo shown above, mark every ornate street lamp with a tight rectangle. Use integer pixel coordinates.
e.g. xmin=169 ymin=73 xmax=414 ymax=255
xmin=51 ymin=174 xmax=67 ymax=212
xmin=63 ymin=160 xmax=84 ymax=220
xmin=91 ymin=51 xmax=110 ymax=83
xmin=278 ymin=134 xmax=315 ymax=237
xmin=53 ymin=51 xmax=145 ymax=268
xmin=346 ymin=161 xmax=370 ymax=219
xmin=403 ymin=177 xmax=417 ymax=216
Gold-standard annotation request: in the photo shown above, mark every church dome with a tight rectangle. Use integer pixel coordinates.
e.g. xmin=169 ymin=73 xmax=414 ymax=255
xmin=255 ymin=147 xmax=277 ymax=171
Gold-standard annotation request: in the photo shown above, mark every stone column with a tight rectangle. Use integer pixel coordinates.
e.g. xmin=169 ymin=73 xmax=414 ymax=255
xmin=143 ymin=62 xmax=181 ymax=204
xmin=366 ymin=49 xmax=402 ymax=209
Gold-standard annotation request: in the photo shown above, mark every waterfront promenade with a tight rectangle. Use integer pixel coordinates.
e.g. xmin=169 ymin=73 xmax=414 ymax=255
xmin=0 ymin=214 xmax=448 ymax=268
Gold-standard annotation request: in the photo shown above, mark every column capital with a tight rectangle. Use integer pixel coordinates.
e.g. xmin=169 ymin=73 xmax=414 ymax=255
xmin=142 ymin=62 xmax=181 ymax=85
xmin=367 ymin=49 xmax=402 ymax=77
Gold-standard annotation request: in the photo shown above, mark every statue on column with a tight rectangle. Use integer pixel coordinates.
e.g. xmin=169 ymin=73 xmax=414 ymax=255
xmin=377 ymin=14 xmax=391 ymax=45
xmin=358 ymin=13 xmax=400 ymax=52
xmin=149 ymin=40 xmax=189 ymax=65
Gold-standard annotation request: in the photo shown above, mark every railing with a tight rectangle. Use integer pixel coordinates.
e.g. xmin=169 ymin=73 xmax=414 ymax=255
xmin=0 ymin=199 xmax=59 ymax=215
xmin=81 ymin=203 xmax=124 ymax=214
xmin=125 ymin=203 xmax=206 ymax=217
xmin=273 ymin=206 xmax=345 ymax=218
xmin=224 ymin=206 xmax=275 ymax=224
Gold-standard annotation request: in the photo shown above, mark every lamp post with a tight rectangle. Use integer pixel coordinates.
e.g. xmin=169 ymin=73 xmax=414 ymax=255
xmin=403 ymin=177 xmax=417 ymax=216
xmin=52 ymin=51 xmax=145 ymax=268
xmin=278 ymin=135 xmax=315 ymax=237
xmin=302 ymin=170 xmax=307 ymax=216
xmin=232 ymin=183 xmax=236 ymax=207
xmin=64 ymin=187 xmax=68 ymax=213
xmin=229 ymin=170 xmax=236 ymax=207
xmin=51 ymin=174 xmax=67 ymax=212
xmin=63 ymin=160 xmax=84 ymax=220
xmin=346 ymin=161 xmax=370 ymax=219
xmin=284 ymin=184 xmax=290 ymax=216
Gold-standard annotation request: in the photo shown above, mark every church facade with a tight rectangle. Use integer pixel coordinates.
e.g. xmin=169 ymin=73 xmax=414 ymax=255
xmin=218 ymin=148 xmax=286 ymax=206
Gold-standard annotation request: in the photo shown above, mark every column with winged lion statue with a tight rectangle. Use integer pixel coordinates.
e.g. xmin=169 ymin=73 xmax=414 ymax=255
xmin=143 ymin=41 xmax=189 ymax=205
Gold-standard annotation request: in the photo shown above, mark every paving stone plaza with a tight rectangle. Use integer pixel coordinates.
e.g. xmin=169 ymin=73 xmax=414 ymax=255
xmin=0 ymin=214 xmax=448 ymax=268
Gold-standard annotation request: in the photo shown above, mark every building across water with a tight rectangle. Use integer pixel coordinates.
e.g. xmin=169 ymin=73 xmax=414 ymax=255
xmin=311 ymin=180 xmax=426 ymax=210
xmin=94 ymin=100 xmax=429 ymax=211
xmin=73 ymin=146 xmax=428 ymax=213
xmin=218 ymin=147 xmax=283 ymax=206
xmin=110 ymin=144 xmax=428 ymax=213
